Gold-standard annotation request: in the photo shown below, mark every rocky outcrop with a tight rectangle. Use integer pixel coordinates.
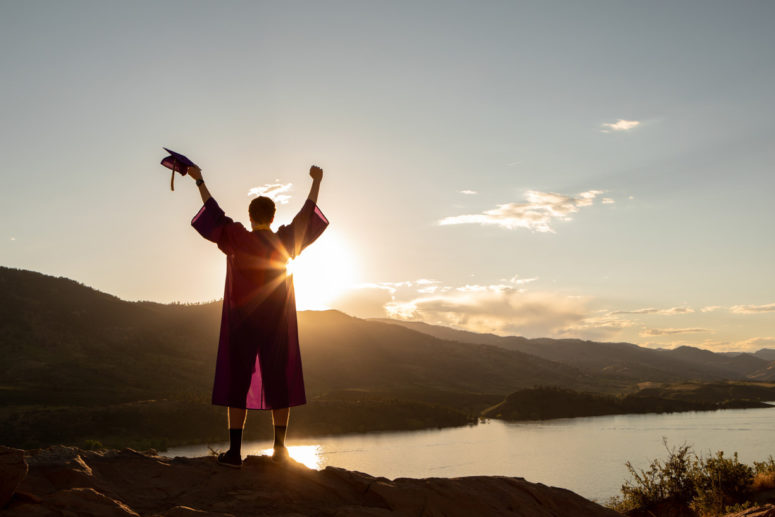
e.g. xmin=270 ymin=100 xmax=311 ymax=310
xmin=0 ymin=448 xmax=26 ymax=509
xmin=724 ymin=505 xmax=775 ymax=517
xmin=0 ymin=445 xmax=624 ymax=516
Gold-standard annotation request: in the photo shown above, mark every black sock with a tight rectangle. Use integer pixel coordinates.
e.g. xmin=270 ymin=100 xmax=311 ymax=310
xmin=273 ymin=425 xmax=287 ymax=448
xmin=229 ymin=428 xmax=243 ymax=456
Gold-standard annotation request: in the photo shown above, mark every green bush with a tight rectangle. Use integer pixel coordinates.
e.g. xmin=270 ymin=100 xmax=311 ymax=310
xmin=82 ymin=439 xmax=104 ymax=450
xmin=690 ymin=451 xmax=753 ymax=515
xmin=609 ymin=439 xmax=760 ymax=516
xmin=617 ymin=439 xmax=696 ymax=510
xmin=753 ymin=456 xmax=775 ymax=475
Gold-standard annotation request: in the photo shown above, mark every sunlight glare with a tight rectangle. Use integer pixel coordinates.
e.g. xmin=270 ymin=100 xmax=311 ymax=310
xmin=286 ymin=230 xmax=358 ymax=310
xmin=258 ymin=445 xmax=323 ymax=469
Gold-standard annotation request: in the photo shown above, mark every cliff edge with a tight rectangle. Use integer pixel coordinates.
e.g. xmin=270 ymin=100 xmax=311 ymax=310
xmin=0 ymin=445 xmax=622 ymax=517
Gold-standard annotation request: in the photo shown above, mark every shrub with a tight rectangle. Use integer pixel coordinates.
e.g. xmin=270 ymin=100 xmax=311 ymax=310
xmin=690 ymin=451 xmax=753 ymax=516
xmin=611 ymin=439 xmax=763 ymax=516
xmin=82 ymin=439 xmax=104 ymax=450
xmin=619 ymin=439 xmax=696 ymax=510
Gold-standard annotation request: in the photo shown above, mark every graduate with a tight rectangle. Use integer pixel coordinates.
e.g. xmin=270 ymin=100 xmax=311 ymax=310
xmin=186 ymin=163 xmax=328 ymax=468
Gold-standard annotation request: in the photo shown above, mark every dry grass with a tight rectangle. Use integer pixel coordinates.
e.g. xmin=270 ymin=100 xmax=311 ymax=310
xmin=751 ymin=471 xmax=775 ymax=492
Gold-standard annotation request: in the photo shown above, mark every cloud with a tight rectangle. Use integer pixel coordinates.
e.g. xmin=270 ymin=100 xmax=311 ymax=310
xmin=331 ymin=285 xmax=395 ymax=319
xmin=247 ymin=182 xmax=293 ymax=204
xmin=334 ymin=275 xmax=584 ymax=337
xmin=734 ymin=337 xmax=775 ymax=350
xmin=559 ymin=314 xmax=636 ymax=340
xmin=459 ymin=190 xmax=478 ymax=195
xmin=730 ymin=303 xmax=775 ymax=314
xmin=601 ymin=119 xmax=640 ymax=132
xmin=385 ymin=288 xmax=589 ymax=337
xmin=439 ymin=189 xmax=605 ymax=233
xmin=611 ymin=306 xmax=694 ymax=316
xmin=640 ymin=327 xmax=710 ymax=337
xmin=509 ymin=275 xmax=538 ymax=286
xmin=700 ymin=306 xmax=722 ymax=313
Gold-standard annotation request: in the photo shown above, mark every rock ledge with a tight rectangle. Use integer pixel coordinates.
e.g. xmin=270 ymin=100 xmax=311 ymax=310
xmin=0 ymin=445 xmax=622 ymax=516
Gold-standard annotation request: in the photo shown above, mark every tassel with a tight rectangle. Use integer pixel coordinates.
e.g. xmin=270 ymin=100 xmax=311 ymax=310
xmin=170 ymin=170 xmax=175 ymax=191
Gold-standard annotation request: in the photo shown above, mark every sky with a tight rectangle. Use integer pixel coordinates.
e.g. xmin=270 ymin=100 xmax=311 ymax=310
xmin=2 ymin=1 xmax=774 ymax=352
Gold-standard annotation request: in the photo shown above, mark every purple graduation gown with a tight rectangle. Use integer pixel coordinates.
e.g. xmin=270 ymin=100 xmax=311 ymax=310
xmin=191 ymin=197 xmax=329 ymax=410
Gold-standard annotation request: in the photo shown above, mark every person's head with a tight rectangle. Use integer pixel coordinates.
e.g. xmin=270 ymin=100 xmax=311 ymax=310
xmin=249 ymin=196 xmax=276 ymax=227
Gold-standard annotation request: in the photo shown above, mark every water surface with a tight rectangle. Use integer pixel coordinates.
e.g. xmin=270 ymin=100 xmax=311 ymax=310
xmin=167 ymin=406 xmax=775 ymax=502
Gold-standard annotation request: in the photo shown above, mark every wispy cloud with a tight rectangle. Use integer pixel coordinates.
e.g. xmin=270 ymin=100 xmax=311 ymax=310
xmin=735 ymin=337 xmax=775 ymax=350
xmin=384 ymin=288 xmax=588 ymax=337
xmin=640 ymin=327 xmax=710 ymax=337
xmin=459 ymin=190 xmax=478 ymax=195
xmin=602 ymin=198 xmax=615 ymax=205
xmin=611 ymin=306 xmax=694 ymax=316
xmin=335 ymin=275 xmax=585 ymax=337
xmin=247 ymin=182 xmax=293 ymax=204
xmin=601 ymin=119 xmax=640 ymax=133
xmin=700 ymin=306 xmax=722 ymax=313
xmin=730 ymin=303 xmax=775 ymax=314
xmin=439 ymin=189 xmax=605 ymax=233
xmin=559 ymin=314 xmax=636 ymax=340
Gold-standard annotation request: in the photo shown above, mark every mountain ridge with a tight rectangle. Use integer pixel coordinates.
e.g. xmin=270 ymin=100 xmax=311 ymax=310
xmin=372 ymin=318 xmax=775 ymax=382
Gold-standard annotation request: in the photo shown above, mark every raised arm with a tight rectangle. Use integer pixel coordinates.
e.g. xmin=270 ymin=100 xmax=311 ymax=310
xmin=276 ymin=165 xmax=329 ymax=258
xmin=188 ymin=165 xmax=248 ymax=254
xmin=187 ymin=165 xmax=212 ymax=204
xmin=307 ymin=165 xmax=323 ymax=204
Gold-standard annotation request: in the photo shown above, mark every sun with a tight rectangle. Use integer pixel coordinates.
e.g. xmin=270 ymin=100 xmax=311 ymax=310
xmin=286 ymin=230 xmax=357 ymax=310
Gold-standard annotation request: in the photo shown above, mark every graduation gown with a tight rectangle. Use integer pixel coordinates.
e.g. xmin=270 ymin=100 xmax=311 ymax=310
xmin=191 ymin=197 xmax=329 ymax=410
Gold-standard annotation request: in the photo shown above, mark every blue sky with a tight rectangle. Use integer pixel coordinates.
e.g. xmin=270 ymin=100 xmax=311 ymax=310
xmin=2 ymin=1 xmax=774 ymax=350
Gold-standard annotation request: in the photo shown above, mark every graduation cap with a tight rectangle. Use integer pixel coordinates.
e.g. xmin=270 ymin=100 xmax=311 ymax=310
xmin=160 ymin=147 xmax=199 ymax=191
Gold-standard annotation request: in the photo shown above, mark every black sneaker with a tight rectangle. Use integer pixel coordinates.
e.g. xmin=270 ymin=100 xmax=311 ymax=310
xmin=271 ymin=446 xmax=290 ymax=463
xmin=217 ymin=450 xmax=242 ymax=469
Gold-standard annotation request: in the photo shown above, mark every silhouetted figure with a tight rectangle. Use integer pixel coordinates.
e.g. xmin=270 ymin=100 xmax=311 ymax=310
xmin=187 ymin=164 xmax=328 ymax=468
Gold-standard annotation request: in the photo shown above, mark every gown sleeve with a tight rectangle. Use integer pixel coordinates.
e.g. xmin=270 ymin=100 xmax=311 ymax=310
xmin=276 ymin=199 xmax=330 ymax=258
xmin=191 ymin=197 xmax=247 ymax=255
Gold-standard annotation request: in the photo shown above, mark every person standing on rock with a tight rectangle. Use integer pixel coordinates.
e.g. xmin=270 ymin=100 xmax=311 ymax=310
xmin=187 ymin=164 xmax=328 ymax=468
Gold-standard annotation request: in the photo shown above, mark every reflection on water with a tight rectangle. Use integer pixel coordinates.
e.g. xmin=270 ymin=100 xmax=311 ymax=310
xmin=247 ymin=445 xmax=323 ymax=469
xmin=167 ymin=405 xmax=775 ymax=502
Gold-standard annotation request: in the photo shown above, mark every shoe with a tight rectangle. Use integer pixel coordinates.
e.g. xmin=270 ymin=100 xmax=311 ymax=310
xmin=217 ymin=450 xmax=242 ymax=469
xmin=272 ymin=446 xmax=290 ymax=463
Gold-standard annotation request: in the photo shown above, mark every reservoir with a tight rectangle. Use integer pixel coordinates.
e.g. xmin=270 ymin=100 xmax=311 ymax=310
xmin=167 ymin=405 xmax=775 ymax=503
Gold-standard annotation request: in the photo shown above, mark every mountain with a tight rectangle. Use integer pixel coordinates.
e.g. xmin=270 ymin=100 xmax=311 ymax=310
xmin=374 ymin=319 xmax=773 ymax=382
xmin=3 ymin=266 xmax=773 ymax=451
xmin=0 ymin=266 xmax=619 ymax=449
xmin=754 ymin=348 xmax=775 ymax=361
xmin=0 ymin=267 xmax=608 ymax=405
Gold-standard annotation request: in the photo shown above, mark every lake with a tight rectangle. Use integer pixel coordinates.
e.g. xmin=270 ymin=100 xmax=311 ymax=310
xmin=167 ymin=405 xmax=775 ymax=503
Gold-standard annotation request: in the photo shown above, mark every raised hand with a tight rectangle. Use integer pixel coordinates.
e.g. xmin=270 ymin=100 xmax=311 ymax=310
xmin=309 ymin=165 xmax=323 ymax=181
xmin=187 ymin=165 xmax=203 ymax=181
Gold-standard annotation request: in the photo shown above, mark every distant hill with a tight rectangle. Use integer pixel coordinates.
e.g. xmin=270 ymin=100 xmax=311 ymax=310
xmin=373 ymin=319 xmax=774 ymax=382
xmin=482 ymin=384 xmax=775 ymax=421
xmin=3 ymin=266 xmax=773 ymax=450
xmin=0 ymin=266 xmax=614 ymax=448
xmin=0 ymin=267 xmax=608 ymax=406
xmin=754 ymin=348 xmax=775 ymax=361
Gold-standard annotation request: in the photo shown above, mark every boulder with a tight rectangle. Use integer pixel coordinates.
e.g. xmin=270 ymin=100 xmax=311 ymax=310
xmin=0 ymin=447 xmax=27 ymax=509
xmin=0 ymin=446 xmax=622 ymax=517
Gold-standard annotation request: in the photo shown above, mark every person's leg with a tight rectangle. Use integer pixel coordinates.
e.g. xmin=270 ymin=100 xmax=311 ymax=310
xmin=271 ymin=407 xmax=290 ymax=461
xmin=228 ymin=407 xmax=247 ymax=454
xmin=218 ymin=407 xmax=247 ymax=468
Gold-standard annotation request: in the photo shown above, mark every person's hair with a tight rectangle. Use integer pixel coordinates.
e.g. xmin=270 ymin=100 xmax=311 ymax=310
xmin=248 ymin=196 xmax=276 ymax=225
